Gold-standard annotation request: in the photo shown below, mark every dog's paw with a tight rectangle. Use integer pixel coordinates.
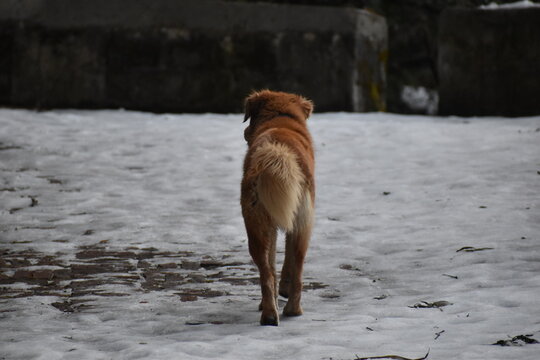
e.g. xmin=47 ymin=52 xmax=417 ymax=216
xmin=283 ymin=302 xmax=303 ymax=317
xmin=260 ymin=313 xmax=279 ymax=326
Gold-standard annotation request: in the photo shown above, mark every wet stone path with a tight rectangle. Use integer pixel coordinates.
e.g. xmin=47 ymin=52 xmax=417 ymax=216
xmin=0 ymin=244 xmax=328 ymax=314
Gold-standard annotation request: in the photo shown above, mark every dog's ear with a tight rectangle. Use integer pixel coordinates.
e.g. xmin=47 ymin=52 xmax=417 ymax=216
xmin=298 ymin=96 xmax=314 ymax=119
xmin=244 ymin=91 xmax=265 ymax=123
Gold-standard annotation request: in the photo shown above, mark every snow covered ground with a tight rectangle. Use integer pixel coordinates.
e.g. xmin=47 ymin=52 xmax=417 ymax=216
xmin=1 ymin=109 xmax=539 ymax=360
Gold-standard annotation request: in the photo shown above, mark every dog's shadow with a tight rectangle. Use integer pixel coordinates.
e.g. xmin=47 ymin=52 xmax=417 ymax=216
xmin=185 ymin=298 xmax=292 ymax=327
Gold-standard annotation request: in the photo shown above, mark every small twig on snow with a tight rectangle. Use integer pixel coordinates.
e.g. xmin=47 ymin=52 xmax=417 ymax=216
xmin=442 ymin=274 xmax=458 ymax=279
xmin=354 ymin=349 xmax=429 ymax=360
xmin=456 ymin=246 xmax=494 ymax=253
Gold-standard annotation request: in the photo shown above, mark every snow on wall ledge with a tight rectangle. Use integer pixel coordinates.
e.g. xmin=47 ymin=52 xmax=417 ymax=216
xmin=479 ymin=0 xmax=540 ymax=9
xmin=438 ymin=6 xmax=540 ymax=117
xmin=0 ymin=0 xmax=387 ymax=113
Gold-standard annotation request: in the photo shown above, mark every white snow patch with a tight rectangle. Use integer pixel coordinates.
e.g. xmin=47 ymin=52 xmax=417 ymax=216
xmin=1 ymin=282 xmax=41 ymax=290
xmin=480 ymin=0 xmax=540 ymax=9
xmin=0 ymin=109 xmax=539 ymax=360
xmin=400 ymin=86 xmax=439 ymax=115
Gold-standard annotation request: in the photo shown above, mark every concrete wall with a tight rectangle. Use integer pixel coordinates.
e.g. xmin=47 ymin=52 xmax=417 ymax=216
xmin=0 ymin=0 xmax=388 ymax=113
xmin=221 ymin=0 xmax=532 ymax=116
xmin=439 ymin=7 xmax=540 ymax=117
xmin=329 ymin=0 xmax=522 ymax=115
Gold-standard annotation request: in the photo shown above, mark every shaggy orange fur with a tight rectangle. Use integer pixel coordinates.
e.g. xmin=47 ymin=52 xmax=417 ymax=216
xmin=240 ymin=90 xmax=315 ymax=326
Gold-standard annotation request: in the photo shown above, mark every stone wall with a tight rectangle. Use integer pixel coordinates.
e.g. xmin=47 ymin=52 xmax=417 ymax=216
xmin=369 ymin=0 xmax=522 ymax=115
xmin=4 ymin=0 xmax=534 ymax=115
xmin=227 ymin=0 xmax=519 ymax=114
xmin=0 ymin=0 xmax=387 ymax=113
xmin=439 ymin=7 xmax=540 ymax=117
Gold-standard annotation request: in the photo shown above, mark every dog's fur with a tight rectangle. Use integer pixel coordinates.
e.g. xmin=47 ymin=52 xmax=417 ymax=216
xmin=240 ymin=90 xmax=315 ymax=326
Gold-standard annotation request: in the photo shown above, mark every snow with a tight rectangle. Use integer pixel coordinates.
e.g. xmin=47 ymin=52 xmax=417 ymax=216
xmin=480 ymin=0 xmax=540 ymax=9
xmin=1 ymin=109 xmax=539 ymax=360
xmin=400 ymin=86 xmax=439 ymax=115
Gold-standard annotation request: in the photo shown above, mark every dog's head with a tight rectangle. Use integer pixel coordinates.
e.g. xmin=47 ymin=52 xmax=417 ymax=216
xmin=243 ymin=90 xmax=313 ymax=143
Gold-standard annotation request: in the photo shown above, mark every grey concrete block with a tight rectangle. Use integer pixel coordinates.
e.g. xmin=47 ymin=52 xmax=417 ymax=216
xmin=11 ymin=27 xmax=106 ymax=108
xmin=439 ymin=7 xmax=540 ymax=117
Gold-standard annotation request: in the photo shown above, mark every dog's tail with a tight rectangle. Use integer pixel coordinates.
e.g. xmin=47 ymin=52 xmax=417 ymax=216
xmin=251 ymin=141 xmax=305 ymax=232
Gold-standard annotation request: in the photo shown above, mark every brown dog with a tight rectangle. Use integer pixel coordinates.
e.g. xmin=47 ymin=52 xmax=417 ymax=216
xmin=241 ymin=90 xmax=315 ymax=326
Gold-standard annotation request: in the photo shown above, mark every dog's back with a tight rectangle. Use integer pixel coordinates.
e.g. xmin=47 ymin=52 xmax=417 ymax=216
xmin=240 ymin=90 xmax=314 ymax=326
xmin=242 ymin=120 xmax=314 ymax=233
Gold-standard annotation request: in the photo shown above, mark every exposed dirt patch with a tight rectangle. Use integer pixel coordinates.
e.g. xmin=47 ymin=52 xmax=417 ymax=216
xmin=176 ymin=288 xmax=228 ymax=300
xmin=409 ymin=300 xmax=453 ymax=311
xmin=492 ymin=334 xmax=539 ymax=346
xmin=1 ymin=244 xmax=329 ymax=312
xmin=0 ymin=143 xmax=23 ymax=151
xmin=304 ymin=282 xmax=329 ymax=290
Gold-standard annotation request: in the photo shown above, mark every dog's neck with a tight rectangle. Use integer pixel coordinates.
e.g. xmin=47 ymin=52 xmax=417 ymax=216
xmin=276 ymin=112 xmax=297 ymax=120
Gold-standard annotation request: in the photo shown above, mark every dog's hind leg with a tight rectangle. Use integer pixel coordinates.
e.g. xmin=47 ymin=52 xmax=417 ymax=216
xmin=247 ymin=223 xmax=279 ymax=326
xmin=261 ymin=234 xmax=278 ymax=307
xmin=268 ymin=232 xmax=279 ymax=304
xmin=282 ymin=227 xmax=310 ymax=317
xmin=283 ymin=191 xmax=313 ymax=317
xmin=279 ymin=233 xmax=293 ymax=298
